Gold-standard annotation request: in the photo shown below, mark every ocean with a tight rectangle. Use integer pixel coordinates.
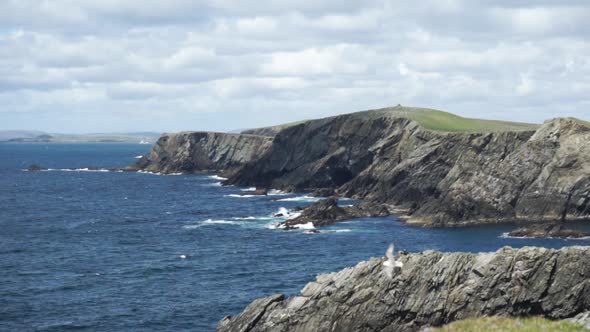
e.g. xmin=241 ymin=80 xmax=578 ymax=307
xmin=2 ymin=143 xmax=589 ymax=331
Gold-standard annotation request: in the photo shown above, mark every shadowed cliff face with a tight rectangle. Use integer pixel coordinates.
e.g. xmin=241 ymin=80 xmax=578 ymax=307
xmin=227 ymin=114 xmax=590 ymax=226
xmin=134 ymin=132 xmax=272 ymax=176
xmin=136 ymin=108 xmax=590 ymax=226
xmin=217 ymin=246 xmax=590 ymax=332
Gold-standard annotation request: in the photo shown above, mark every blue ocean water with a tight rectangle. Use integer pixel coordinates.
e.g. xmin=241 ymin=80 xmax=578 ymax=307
xmin=1 ymin=143 xmax=589 ymax=331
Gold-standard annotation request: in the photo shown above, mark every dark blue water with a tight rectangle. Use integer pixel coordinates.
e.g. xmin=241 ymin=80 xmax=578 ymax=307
xmin=2 ymin=143 xmax=589 ymax=331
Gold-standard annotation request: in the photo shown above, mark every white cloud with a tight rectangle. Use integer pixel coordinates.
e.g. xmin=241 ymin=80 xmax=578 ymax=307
xmin=0 ymin=0 xmax=589 ymax=132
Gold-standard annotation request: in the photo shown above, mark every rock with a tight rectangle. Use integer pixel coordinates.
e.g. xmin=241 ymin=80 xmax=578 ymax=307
xmin=281 ymin=198 xmax=351 ymax=228
xmin=218 ymin=246 xmax=590 ymax=332
xmin=132 ymin=132 xmax=272 ymax=175
xmin=27 ymin=164 xmax=47 ymax=171
xmin=568 ymin=312 xmax=590 ymax=330
xmin=134 ymin=107 xmax=590 ymax=226
xmin=280 ymin=199 xmax=392 ymax=229
xmin=241 ymin=189 xmax=268 ymax=196
xmin=311 ymin=188 xmax=336 ymax=197
xmin=227 ymin=109 xmax=590 ymax=226
xmin=508 ymin=224 xmax=590 ymax=239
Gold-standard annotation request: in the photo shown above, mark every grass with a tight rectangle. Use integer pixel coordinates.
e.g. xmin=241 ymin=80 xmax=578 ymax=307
xmin=431 ymin=316 xmax=586 ymax=332
xmin=570 ymin=117 xmax=590 ymax=128
xmin=246 ymin=105 xmax=588 ymax=135
xmin=370 ymin=106 xmax=539 ymax=133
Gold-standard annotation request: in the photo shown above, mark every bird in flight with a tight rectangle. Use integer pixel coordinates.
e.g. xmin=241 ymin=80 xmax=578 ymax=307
xmin=383 ymin=242 xmax=403 ymax=278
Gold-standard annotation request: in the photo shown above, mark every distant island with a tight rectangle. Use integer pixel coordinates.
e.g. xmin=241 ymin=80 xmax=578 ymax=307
xmin=0 ymin=130 xmax=160 ymax=144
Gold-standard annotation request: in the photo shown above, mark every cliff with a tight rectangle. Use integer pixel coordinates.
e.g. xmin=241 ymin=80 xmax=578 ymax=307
xmin=135 ymin=106 xmax=590 ymax=226
xmin=227 ymin=108 xmax=590 ymax=226
xmin=133 ymin=131 xmax=272 ymax=176
xmin=217 ymin=246 xmax=590 ymax=332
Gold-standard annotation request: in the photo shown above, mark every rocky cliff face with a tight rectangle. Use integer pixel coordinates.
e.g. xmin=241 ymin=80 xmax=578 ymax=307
xmin=133 ymin=132 xmax=272 ymax=175
xmin=135 ymin=107 xmax=590 ymax=226
xmin=227 ymin=109 xmax=590 ymax=226
xmin=217 ymin=246 xmax=590 ymax=332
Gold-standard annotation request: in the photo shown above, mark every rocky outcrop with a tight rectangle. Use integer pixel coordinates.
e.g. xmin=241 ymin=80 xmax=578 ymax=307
xmin=226 ymin=108 xmax=590 ymax=226
xmin=132 ymin=132 xmax=272 ymax=175
xmin=281 ymin=198 xmax=391 ymax=229
xmin=27 ymin=164 xmax=47 ymax=171
xmin=507 ymin=224 xmax=590 ymax=239
xmin=218 ymin=246 xmax=590 ymax=332
xmin=134 ymin=106 xmax=590 ymax=226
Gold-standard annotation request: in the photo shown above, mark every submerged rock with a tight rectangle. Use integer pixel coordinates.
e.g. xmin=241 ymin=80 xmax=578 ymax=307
xmin=508 ymin=224 xmax=590 ymax=239
xmin=218 ymin=246 xmax=590 ymax=332
xmin=27 ymin=164 xmax=47 ymax=171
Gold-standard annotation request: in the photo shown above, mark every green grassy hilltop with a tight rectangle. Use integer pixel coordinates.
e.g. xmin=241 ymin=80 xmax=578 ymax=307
xmin=433 ymin=316 xmax=586 ymax=332
xmin=366 ymin=106 xmax=540 ymax=133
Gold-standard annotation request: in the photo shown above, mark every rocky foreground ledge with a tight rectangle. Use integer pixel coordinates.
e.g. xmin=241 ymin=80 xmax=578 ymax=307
xmin=218 ymin=246 xmax=590 ymax=332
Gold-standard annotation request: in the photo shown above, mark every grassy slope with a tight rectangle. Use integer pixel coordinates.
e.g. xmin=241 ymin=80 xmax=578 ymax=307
xmin=368 ymin=107 xmax=539 ymax=133
xmin=243 ymin=106 xmax=588 ymax=135
xmin=433 ymin=317 xmax=586 ymax=332
xmin=571 ymin=117 xmax=590 ymax=128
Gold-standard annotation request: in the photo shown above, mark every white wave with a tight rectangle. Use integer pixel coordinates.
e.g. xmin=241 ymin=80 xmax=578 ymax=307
xmin=136 ymin=170 xmax=182 ymax=176
xmin=202 ymin=181 xmax=222 ymax=187
xmin=224 ymin=194 xmax=259 ymax=198
xmin=60 ymin=168 xmax=110 ymax=172
xmin=134 ymin=155 xmax=144 ymax=159
xmin=269 ymin=207 xmax=302 ymax=220
xmin=208 ymin=175 xmax=228 ymax=180
xmin=183 ymin=219 xmax=238 ymax=229
xmin=241 ymin=187 xmax=257 ymax=191
xmin=265 ymin=223 xmax=285 ymax=230
xmin=292 ymin=222 xmax=315 ymax=230
xmin=277 ymin=195 xmax=321 ymax=202
xmin=233 ymin=216 xmax=256 ymax=220
xmin=267 ymin=189 xmax=288 ymax=196
xmin=326 ymin=229 xmax=352 ymax=233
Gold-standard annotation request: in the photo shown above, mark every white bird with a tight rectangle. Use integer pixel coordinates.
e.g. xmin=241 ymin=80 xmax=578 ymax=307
xmin=382 ymin=242 xmax=403 ymax=278
xmin=179 ymin=254 xmax=187 ymax=259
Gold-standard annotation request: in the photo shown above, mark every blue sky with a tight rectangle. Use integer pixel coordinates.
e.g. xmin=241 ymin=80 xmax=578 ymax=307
xmin=1 ymin=0 xmax=589 ymax=133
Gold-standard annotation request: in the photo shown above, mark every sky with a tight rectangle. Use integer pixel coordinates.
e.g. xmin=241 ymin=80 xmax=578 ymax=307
xmin=1 ymin=0 xmax=589 ymax=133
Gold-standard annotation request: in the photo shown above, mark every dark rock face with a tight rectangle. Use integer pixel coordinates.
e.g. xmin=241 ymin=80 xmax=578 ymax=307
xmin=508 ymin=224 xmax=590 ymax=239
xmin=135 ymin=107 xmax=590 ymax=226
xmin=217 ymin=246 xmax=590 ymax=332
xmin=280 ymin=199 xmax=392 ymax=229
xmin=27 ymin=164 xmax=47 ymax=171
xmin=227 ymin=110 xmax=590 ymax=226
xmin=132 ymin=132 xmax=272 ymax=175
xmin=282 ymin=198 xmax=349 ymax=228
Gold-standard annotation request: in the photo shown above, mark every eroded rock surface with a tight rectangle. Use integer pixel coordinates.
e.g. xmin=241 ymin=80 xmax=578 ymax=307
xmin=508 ymin=224 xmax=590 ymax=239
xmin=218 ymin=246 xmax=590 ymax=332
xmin=135 ymin=107 xmax=590 ymax=226
xmin=133 ymin=132 xmax=272 ymax=176
xmin=281 ymin=198 xmax=392 ymax=229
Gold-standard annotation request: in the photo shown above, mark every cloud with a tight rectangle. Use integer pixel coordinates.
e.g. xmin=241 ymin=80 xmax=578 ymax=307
xmin=0 ymin=0 xmax=589 ymax=132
